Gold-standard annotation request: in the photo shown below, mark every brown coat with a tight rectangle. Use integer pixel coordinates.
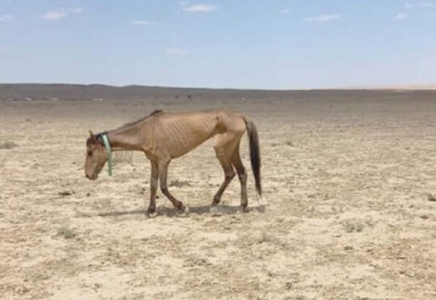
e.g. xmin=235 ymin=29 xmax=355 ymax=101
xmin=85 ymin=109 xmax=261 ymax=215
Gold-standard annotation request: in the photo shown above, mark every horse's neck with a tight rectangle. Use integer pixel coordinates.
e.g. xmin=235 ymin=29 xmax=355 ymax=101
xmin=108 ymin=123 xmax=149 ymax=151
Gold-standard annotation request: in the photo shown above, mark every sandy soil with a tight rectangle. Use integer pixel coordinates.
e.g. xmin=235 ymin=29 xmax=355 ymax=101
xmin=1 ymin=92 xmax=436 ymax=299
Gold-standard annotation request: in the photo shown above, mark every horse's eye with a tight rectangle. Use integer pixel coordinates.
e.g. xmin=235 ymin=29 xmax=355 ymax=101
xmin=87 ymin=150 xmax=93 ymax=156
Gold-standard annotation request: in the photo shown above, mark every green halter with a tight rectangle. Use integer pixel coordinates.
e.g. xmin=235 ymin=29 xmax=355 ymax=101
xmin=101 ymin=133 xmax=112 ymax=176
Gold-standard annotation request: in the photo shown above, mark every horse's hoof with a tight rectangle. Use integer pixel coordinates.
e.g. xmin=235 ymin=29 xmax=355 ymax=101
xmin=237 ymin=206 xmax=249 ymax=214
xmin=146 ymin=211 xmax=158 ymax=218
xmin=210 ymin=206 xmax=222 ymax=216
xmin=183 ymin=206 xmax=190 ymax=216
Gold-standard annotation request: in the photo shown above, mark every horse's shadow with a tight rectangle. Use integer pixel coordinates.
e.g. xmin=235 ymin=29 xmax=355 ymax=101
xmin=98 ymin=204 xmax=265 ymax=218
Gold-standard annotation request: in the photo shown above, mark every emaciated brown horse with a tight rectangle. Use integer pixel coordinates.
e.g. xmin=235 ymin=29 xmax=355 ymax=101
xmin=85 ymin=109 xmax=262 ymax=215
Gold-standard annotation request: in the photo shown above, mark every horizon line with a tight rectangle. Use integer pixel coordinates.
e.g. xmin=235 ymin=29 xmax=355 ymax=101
xmin=0 ymin=82 xmax=435 ymax=91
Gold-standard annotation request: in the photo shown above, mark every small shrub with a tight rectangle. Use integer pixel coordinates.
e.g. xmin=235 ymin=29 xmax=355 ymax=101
xmin=169 ymin=179 xmax=192 ymax=188
xmin=342 ymin=220 xmax=364 ymax=233
xmin=57 ymin=226 xmax=77 ymax=239
xmin=286 ymin=140 xmax=295 ymax=147
xmin=0 ymin=141 xmax=18 ymax=149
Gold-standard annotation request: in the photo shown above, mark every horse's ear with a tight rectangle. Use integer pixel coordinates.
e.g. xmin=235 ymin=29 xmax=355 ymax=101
xmin=88 ymin=130 xmax=99 ymax=145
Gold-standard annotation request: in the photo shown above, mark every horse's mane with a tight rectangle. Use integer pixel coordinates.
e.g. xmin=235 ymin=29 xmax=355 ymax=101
xmin=118 ymin=109 xmax=163 ymax=130
xmin=87 ymin=110 xmax=163 ymax=146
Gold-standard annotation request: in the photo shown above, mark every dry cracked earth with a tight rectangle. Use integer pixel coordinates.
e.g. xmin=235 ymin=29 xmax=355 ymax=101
xmin=1 ymin=90 xmax=436 ymax=299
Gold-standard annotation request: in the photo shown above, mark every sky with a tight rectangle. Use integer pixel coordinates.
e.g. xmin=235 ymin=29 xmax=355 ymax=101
xmin=0 ymin=0 xmax=435 ymax=89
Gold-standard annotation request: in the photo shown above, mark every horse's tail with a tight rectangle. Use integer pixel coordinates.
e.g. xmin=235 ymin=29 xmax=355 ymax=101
xmin=244 ymin=118 xmax=262 ymax=201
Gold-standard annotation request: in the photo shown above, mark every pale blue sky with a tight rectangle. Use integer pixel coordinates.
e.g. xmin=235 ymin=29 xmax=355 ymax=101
xmin=0 ymin=0 xmax=435 ymax=89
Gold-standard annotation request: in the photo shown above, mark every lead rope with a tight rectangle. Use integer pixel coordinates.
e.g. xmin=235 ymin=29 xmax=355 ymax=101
xmin=101 ymin=134 xmax=113 ymax=176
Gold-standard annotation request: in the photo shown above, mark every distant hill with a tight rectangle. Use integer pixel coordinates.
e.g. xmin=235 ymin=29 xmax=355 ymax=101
xmin=1 ymin=83 xmax=435 ymax=102
xmin=334 ymin=84 xmax=436 ymax=90
xmin=0 ymin=84 xmax=219 ymax=102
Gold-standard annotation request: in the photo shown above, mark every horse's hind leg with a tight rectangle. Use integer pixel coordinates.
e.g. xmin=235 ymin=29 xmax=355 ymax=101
xmin=212 ymin=151 xmax=235 ymax=206
xmin=212 ymin=135 xmax=236 ymax=206
xmin=147 ymin=161 xmax=159 ymax=215
xmin=158 ymin=160 xmax=187 ymax=213
xmin=231 ymin=141 xmax=248 ymax=211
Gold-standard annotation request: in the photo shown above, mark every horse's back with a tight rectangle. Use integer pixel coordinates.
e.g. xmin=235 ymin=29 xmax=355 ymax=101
xmin=151 ymin=110 xmax=246 ymax=158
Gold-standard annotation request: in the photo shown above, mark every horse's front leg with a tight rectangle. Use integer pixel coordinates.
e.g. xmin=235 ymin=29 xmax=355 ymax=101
xmin=147 ymin=161 xmax=159 ymax=216
xmin=159 ymin=160 xmax=189 ymax=213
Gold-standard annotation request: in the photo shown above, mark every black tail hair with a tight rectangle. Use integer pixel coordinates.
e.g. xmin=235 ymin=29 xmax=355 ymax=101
xmin=245 ymin=119 xmax=262 ymax=196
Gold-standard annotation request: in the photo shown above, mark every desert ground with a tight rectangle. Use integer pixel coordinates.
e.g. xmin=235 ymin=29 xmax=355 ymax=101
xmin=1 ymin=86 xmax=436 ymax=299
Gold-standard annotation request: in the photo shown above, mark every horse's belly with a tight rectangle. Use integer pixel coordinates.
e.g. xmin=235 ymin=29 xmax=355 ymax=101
xmin=169 ymin=135 xmax=210 ymax=158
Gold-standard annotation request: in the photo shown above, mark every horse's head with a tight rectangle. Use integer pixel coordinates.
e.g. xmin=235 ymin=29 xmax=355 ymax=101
xmin=85 ymin=131 xmax=108 ymax=180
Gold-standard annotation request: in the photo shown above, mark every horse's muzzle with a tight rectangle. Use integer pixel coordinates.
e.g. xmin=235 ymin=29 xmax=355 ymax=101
xmin=86 ymin=173 xmax=98 ymax=180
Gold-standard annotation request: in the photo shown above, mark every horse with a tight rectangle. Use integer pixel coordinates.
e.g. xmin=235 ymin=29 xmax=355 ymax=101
xmin=85 ymin=109 xmax=262 ymax=215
